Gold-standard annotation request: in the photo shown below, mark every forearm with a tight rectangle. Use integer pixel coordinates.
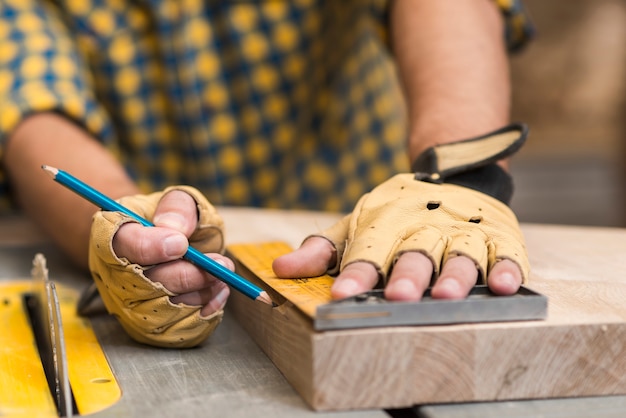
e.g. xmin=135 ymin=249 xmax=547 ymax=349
xmin=390 ymin=0 xmax=511 ymax=163
xmin=3 ymin=113 xmax=139 ymax=268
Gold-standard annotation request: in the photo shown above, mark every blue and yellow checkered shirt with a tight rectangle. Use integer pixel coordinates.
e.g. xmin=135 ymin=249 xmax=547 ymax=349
xmin=0 ymin=0 xmax=533 ymax=213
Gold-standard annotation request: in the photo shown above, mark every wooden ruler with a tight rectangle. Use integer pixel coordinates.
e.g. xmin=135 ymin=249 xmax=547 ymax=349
xmin=227 ymin=241 xmax=334 ymax=318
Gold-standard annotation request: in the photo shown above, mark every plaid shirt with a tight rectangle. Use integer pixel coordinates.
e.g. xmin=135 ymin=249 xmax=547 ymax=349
xmin=0 ymin=0 xmax=534 ymax=213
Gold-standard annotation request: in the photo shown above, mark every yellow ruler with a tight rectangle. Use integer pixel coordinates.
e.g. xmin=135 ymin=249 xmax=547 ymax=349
xmin=227 ymin=241 xmax=335 ymax=318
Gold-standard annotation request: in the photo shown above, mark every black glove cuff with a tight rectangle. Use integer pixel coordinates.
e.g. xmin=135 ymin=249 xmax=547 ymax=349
xmin=445 ymin=163 xmax=513 ymax=205
xmin=411 ymin=123 xmax=528 ymax=205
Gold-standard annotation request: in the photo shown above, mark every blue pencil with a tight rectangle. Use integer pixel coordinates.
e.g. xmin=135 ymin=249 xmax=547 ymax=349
xmin=42 ymin=165 xmax=273 ymax=306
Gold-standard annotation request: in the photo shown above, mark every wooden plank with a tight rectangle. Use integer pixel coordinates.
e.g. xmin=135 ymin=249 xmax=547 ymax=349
xmin=226 ymin=220 xmax=626 ymax=411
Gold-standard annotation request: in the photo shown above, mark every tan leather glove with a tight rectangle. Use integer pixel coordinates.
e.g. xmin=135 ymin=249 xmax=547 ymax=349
xmin=317 ymin=175 xmax=529 ymax=284
xmin=88 ymin=186 xmax=225 ymax=348
xmin=313 ymin=123 xmax=530 ymax=285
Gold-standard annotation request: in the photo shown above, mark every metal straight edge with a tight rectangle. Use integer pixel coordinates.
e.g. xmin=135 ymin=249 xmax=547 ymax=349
xmin=314 ymin=285 xmax=548 ymax=331
xmin=32 ymin=253 xmax=73 ymax=417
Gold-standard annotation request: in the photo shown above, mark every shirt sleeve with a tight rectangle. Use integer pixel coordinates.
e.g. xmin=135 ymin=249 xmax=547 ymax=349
xmin=494 ymin=0 xmax=536 ymax=52
xmin=0 ymin=0 xmax=114 ymax=211
xmin=369 ymin=0 xmax=535 ymax=52
xmin=0 ymin=1 xmax=114 ymax=146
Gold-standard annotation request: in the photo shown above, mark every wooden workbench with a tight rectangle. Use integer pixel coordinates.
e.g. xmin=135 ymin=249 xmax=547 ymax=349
xmin=2 ymin=208 xmax=626 ymax=417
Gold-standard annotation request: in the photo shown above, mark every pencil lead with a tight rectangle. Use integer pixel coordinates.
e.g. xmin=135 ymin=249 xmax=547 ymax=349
xmin=41 ymin=165 xmax=58 ymax=178
xmin=257 ymin=291 xmax=274 ymax=306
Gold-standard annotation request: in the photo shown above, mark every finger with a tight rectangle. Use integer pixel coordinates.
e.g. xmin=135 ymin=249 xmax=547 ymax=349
xmin=112 ymin=222 xmax=188 ymax=264
xmin=272 ymin=237 xmax=337 ymax=278
xmin=170 ymin=282 xmax=230 ymax=316
xmin=486 ymin=259 xmax=523 ymax=295
xmin=444 ymin=231 xmax=488 ymax=284
xmin=152 ymin=190 xmax=198 ymax=237
xmin=146 ymin=255 xmax=235 ymax=294
xmin=331 ymin=262 xmax=379 ymax=300
xmin=430 ymin=256 xmax=478 ymax=299
xmin=384 ymin=252 xmax=433 ymax=301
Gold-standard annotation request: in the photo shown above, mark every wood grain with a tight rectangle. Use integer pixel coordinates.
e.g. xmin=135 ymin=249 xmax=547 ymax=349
xmin=225 ymin=217 xmax=626 ymax=411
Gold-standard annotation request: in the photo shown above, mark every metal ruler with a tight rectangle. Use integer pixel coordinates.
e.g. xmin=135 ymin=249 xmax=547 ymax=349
xmin=31 ymin=254 xmax=73 ymax=417
xmin=227 ymin=241 xmax=548 ymax=331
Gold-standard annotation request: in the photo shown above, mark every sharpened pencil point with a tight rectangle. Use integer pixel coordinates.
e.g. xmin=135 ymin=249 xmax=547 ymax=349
xmin=257 ymin=291 xmax=274 ymax=306
xmin=41 ymin=165 xmax=58 ymax=178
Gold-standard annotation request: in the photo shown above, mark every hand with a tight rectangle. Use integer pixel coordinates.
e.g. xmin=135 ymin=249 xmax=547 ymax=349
xmin=89 ymin=186 xmax=229 ymax=347
xmin=113 ymin=190 xmax=231 ymax=316
xmin=273 ymin=174 xmax=529 ymax=302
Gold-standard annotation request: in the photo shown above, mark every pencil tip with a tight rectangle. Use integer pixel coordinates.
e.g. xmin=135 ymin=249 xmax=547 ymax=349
xmin=257 ymin=291 xmax=274 ymax=306
xmin=41 ymin=165 xmax=58 ymax=178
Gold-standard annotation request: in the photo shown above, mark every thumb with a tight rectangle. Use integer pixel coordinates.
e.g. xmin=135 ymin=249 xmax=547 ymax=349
xmin=152 ymin=190 xmax=198 ymax=237
xmin=272 ymin=237 xmax=337 ymax=278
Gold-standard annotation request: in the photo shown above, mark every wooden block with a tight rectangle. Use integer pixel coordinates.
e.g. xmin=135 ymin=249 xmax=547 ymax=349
xmin=227 ymin=223 xmax=626 ymax=411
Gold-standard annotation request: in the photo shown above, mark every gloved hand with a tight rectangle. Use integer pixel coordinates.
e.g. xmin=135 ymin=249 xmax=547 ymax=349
xmin=88 ymin=185 xmax=227 ymax=348
xmin=273 ymin=124 xmax=529 ymax=301
xmin=316 ymin=174 xmax=529 ymax=284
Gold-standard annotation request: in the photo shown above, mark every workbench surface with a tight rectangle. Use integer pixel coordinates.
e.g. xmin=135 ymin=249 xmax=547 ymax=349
xmin=2 ymin=208 xmax=626 ymax=417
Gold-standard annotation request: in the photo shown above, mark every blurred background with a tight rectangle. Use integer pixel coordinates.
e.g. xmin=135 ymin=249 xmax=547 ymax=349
xmin=509 ymin=0 xmax=626 ymax=227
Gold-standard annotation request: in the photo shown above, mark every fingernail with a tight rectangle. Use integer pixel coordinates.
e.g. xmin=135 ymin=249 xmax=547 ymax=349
xmin=154 ymin=212 xmax=187 ymax=231
xmin=333 ymin=278 xmax=360 ymax=297
xmin=215 ymin=287 xmax=229 ymax=309
xmin=387 ymin=278 xmax=417 ymax=295
xmin=163 ymin=234 xmax=187 ymax=257
xmin=497 ymin=272 xmax=518 ymax=290
xmin=437 ymin=279 xmax=460 ymax=295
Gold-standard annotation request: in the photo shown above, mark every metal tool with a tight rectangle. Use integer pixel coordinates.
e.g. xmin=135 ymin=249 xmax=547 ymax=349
xmin=30 ymin=253 xmax=74 ymax=417
xmin=1 ymin=254 xmax=120 ymax=417
xmin=228 ymin=241 xmax=548 ymax=331
xmin=315 ymin=285 xmax=547 ymax=330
